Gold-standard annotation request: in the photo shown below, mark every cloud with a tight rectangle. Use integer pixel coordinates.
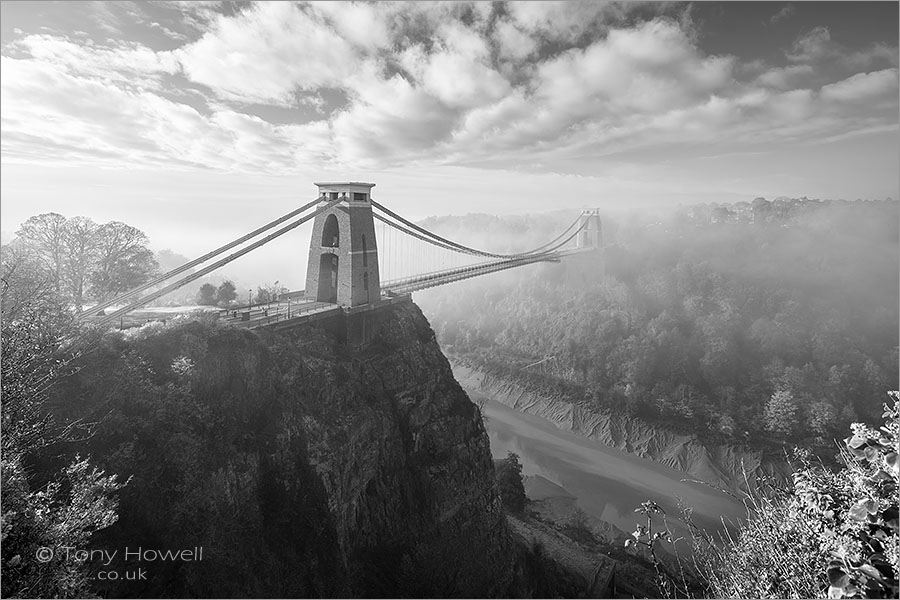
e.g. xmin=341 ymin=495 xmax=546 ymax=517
xmin=175 ymin=2 xmax=362 ymax=105
xmin=149 ymin=21 xmax=189 ymax=42
xmin=494 ymin=18 xmax=537 ymax=61
xmin=328 ymin=63 xmax=457 ymax=167
xmin=488 ymin=20 xmax=735 ymax=143
xmin=505 ymin=1 xmax=629 ymax=43
xmin=152 ymin=0 xmax=224 ymax=34
xmin=756 ymin=64 xmax=814 ymax=89
xmin=787 ymin=26 xmax=898 ymax=70
xmin=400 ymin=22 xmax=511 ymax=109
xmin=0 ymin=54 xmax=330 ymax=172
xmin=787 ymin=26 xmax=836 ymax=63
xmin=308 ymin=1 xmax=392 ymax=51
xmin=1 ymin=2 xmax=897 ymax=178
xmin=820 ymin=68 xmax=899 ymax=104
xmin=7 ymin=34 xmax=179 ymax=88
xmin=768 ymin=3 xmax=795 ymax=25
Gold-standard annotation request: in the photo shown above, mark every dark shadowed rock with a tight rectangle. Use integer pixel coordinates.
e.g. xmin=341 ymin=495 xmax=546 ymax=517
xmin=48 ymin=302 xmax=517 ymax=597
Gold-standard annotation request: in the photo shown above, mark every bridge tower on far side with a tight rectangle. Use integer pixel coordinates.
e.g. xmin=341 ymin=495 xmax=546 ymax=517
xmin=576 ymin=209 xmax=602 ymax=249
xmin=306 ymin=182 xmax=380 ymax=307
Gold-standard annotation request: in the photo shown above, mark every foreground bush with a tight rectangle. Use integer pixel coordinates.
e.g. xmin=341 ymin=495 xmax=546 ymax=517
xmin=697 ymin=391 xmax=899 ymax=599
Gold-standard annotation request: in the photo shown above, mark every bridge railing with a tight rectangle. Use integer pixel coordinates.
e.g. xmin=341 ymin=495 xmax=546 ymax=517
xmin=381 ymin=251 xmax=561 ymax=294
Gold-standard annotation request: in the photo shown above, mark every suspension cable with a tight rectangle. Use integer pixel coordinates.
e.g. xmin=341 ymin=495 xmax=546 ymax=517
xmin=373 ymin=213 xmax=468 ymax=255
xmin=374 ymin=208 xmax=587 ymax=261
xmin=79 ymin=196 xmax=325 ymax=318
xmin=372 ymin=199 xmax=582 ymax=258
xmin=90 ymin=198 xmax=342 ymax=329
xmin=521 ymin=217 xmax=581 ymax=253
xmin=380 ymin=216 xmax=590 ymax=290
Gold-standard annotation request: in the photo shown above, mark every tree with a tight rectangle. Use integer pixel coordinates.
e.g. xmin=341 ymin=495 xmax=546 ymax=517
xmin=216 ymin=280 xmax=237 ymax=305
xmin=254 ymin=281 xmax=288 ymax=305
xmin=1 ymin=250 xmax=124 ymax=597
xmin=2 ymin=456 xmax=123 ymax=598
xmin=15 ymin=213 xmax=158 ymax=309
xmin=155 ymin=249 xmax=191 ymax=273
xmin=495 ymin=452 xmax=526 ymax=512
xmin=14 ymin=212 xmax=68 ymax=294
xmin=60 ymin=216 xmax=101 ymax=310
xmin=764 ymin=389 xmax=798 ymax=438
xmin=90 ymin=221 xmax=158 ymax=302
xmin=806 ymin=400 xmax=837 ymax=438
xmin=197 ymin=283 xmax=218 ymax=306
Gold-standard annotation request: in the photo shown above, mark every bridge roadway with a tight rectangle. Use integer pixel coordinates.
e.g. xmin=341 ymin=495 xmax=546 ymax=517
xmin=96 ymin=247 xmax=597 ymax=333
xmin=380 ymin=247 xmax=594 ymax=295
xmin=218 ymin=298 xmax=337 ymax=329
xmin=217 ymin=293 xmax=413 ymax=331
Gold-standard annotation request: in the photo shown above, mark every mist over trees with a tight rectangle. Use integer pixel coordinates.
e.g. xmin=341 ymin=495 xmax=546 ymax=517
xmin=8 ymin=213 xmax=158 ymax=309
xmin=417 ymin=198 xmax=899 ymax=451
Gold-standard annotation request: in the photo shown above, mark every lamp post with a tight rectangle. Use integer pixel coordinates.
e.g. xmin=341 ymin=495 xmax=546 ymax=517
xmin=249 ymin=289 xmax=253 ymax=311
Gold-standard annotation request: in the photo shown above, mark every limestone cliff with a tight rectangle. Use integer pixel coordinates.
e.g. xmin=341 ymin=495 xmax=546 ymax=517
xmin=452 ymin=363 xmax=790 ymax=496
xmin=51 ymin=302 xmax=517 ymax=597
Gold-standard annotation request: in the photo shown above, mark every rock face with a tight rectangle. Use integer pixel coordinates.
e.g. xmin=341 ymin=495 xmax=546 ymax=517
xmin=54 ymin=302 xmax=516 ymax=597
xmin=452 ymin=364 xmax=789 ymax=495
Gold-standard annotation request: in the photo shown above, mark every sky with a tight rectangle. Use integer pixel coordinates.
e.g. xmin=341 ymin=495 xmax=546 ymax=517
xmin=1 ymin=1 xmax=898 ymax=289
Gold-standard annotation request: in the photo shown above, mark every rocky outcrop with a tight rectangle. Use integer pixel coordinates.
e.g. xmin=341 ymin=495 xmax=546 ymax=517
xmin=452 ymin=363 xmax=789 ymax=496
xmin=53 ymin=302 xmax=516 ymax=597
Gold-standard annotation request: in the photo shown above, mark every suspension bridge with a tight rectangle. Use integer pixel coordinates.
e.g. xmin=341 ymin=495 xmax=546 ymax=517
xmin=78 ymin=182 xmax=602 ymax=338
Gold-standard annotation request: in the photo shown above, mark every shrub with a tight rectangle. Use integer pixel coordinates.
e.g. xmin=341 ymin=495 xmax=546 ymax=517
xmin=819 ymin=392 xmax=898 ymax=599
xmin=495 ymin=452 xmax=526 ymax=513
xmin=691 ymin=391 xmax=899 ymax=599
xmin=562 ymin=508 xmax=596 ymax=545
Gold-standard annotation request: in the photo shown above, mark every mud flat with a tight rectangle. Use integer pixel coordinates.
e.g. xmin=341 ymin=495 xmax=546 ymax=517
xmin=480 ymin=390 xmax=746 ymax=537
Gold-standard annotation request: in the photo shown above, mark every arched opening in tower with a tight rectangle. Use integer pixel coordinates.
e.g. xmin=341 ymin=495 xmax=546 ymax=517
xmin=322 ymin=214 xmax=339 ymax=248
xmin=317 ymin=253 xmax=338 ymax=303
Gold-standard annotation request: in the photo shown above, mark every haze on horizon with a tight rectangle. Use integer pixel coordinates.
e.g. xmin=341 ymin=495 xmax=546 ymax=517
xmin=1 ymin=1 xmax=898 ymax=290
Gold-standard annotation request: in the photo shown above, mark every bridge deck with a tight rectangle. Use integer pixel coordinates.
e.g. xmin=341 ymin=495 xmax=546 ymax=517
xmin=219 ymin=294 xmax=412 ymax=331
xmin=380 ymin=247 xmax=597 ymax=295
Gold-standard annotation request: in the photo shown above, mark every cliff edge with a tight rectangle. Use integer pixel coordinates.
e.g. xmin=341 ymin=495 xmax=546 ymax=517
xmin=50 ymin=302 xmax=516 ymax=597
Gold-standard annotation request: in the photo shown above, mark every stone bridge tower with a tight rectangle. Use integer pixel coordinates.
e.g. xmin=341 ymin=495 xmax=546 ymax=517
xmin=305 ymin=182 xmax=380 ymax=307
xmin=576 ymin=209 xmax=602 ymax=249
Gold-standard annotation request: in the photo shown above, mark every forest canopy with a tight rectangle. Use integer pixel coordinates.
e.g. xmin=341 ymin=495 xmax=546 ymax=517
xmin=417 ymin=198 xmax=900 ymax=451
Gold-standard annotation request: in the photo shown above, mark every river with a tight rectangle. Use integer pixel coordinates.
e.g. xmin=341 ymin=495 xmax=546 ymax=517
xmin=480 ymin=395 xmax=747 ymax=538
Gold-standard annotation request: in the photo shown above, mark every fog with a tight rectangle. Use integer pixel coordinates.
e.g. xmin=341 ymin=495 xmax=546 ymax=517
xmin=416 ymin=198 xmax=899 ymax=449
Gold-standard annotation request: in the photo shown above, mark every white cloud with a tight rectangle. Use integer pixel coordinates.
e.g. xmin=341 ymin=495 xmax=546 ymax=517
xmin=175 ymin=2 xmax=361 ymax=105
xmin=517 ymin=20 xmax=734 ymax=141
xmin=0 ymin=55 xmax=330 ymax=172
xmin=787 ymin=26 xmax=832 ymax=63
xmin=820 ymin=68 xmax=899 ymax=104
xmin=9 ymin=34 xmax=179 ymax=87
xmin=399 ymin=22 xmax=510 ymax=110
xmin=506 ymin=0 xmax=627 ymax=42
xmin=768 ymin=4 xmax=795 ymax=25
xmin=309 ymin=1 xmax=392 ymax=52
xmin=1 ymin=2 xmax=897 ymax=178
xmin=787 ymin=26 xmax=898 ymax=70
xmin=330 ymin=66 xmax=457 ymax=167
xmin=494 ymin=19 xmax=537 ymax=61
xmin=756 ymin=64 xmax=814 ymax=89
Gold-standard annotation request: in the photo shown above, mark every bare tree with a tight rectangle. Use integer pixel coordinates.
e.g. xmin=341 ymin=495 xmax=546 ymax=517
xmin=14 ymin=212 xmax=67 ymax=294
xmin=13 ymin=214 xmax=159 ymax=309
xmin=90 ymin=221 xmax=159 ymax=302
xmin=60 ymin=216 xmax=100 ymax=310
